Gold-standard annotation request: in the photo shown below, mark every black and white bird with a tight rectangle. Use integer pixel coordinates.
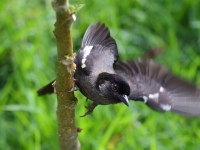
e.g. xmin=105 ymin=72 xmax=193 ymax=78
xmin=38 ymin=22 xmax=200 ymax=117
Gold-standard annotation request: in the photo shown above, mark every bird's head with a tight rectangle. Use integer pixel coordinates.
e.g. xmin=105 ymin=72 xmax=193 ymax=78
xmin=96 ymin=72 xmax=130 ymax=106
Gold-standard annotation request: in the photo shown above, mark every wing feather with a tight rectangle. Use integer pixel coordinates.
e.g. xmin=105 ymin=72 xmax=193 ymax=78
xmin=75 ymin=22 xmax=118 ymax=76
xmin=115 ymin=59 xmax=200 ymax=116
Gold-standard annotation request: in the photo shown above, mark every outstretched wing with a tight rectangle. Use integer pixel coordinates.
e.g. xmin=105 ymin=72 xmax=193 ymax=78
xmin=75 ymin=22 xmax=118 ymax=76
xmin=114 ymin=59 xmax=200 ymax=116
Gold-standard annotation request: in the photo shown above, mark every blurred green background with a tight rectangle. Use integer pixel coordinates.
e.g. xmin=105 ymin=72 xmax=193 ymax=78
xmin=1 ymin=0 xmax=200 ymax=149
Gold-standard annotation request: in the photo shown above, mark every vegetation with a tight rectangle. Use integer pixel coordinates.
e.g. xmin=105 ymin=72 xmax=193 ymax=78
xmin=1 ymin=0 xmax=200 ymax=149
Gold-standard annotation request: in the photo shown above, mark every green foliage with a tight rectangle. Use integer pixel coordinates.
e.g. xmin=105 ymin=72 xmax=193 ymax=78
xmin=1 ymin=0 xmax=200 ymax=149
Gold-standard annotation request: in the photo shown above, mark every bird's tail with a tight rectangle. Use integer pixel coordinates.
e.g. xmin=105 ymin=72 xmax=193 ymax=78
xmin=37 ymin=80 xmax=55 ymax=96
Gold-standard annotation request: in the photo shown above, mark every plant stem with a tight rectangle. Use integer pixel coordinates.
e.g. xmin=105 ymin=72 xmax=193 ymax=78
xmin=52 ymin=0 xmax=79 ymax=149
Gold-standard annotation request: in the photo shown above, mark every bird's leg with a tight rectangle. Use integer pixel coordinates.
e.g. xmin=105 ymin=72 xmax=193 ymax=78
xmin=80 ymin=102 xmax=98 ymax=117
xmin=67 ymin=78 xmax=79 ymax=92
xmin=52 ymin=81 xmax=57 ymax=94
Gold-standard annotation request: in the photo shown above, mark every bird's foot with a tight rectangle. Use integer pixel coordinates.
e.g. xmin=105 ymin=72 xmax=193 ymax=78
xmin=67 ymin=79 xmax=79 ymax=92
xmin=52 ymin=81 xmax=57 ymax=94
xmin=80 ymin=103 xmax=98 ymax=117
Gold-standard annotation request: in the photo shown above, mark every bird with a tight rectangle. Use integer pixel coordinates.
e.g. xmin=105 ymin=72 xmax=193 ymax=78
xmin=37 ymin=22 xmax=200 ymax=117
xmin=38 ymin=22 xmax=130 ymax=116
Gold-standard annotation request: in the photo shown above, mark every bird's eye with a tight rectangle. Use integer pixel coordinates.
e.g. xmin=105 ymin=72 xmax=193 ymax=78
xmin=111 ymin=83 xmax=118 ymax=91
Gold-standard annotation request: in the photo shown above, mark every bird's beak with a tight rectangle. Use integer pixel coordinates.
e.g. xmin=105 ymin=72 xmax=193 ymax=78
xmin=121 ymin=95 xmax=129 ymax=106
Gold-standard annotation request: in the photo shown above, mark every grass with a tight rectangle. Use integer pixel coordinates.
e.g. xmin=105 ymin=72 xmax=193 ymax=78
xmin=0 ymin=0 xmax=200 ymax=149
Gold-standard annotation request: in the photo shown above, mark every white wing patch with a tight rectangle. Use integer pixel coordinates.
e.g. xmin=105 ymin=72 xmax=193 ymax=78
xmin=143 ymin=96 xmax=148 ymax=103
xmin=149 ymin=93 xmax=159 ymax=99
xmin=160 ymin=104 xmax=171 ymax=111
xmin=81 ymin=45 xmax=93 ymax=68
xmin=159 ymin=86 xmax=165 ymax=92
